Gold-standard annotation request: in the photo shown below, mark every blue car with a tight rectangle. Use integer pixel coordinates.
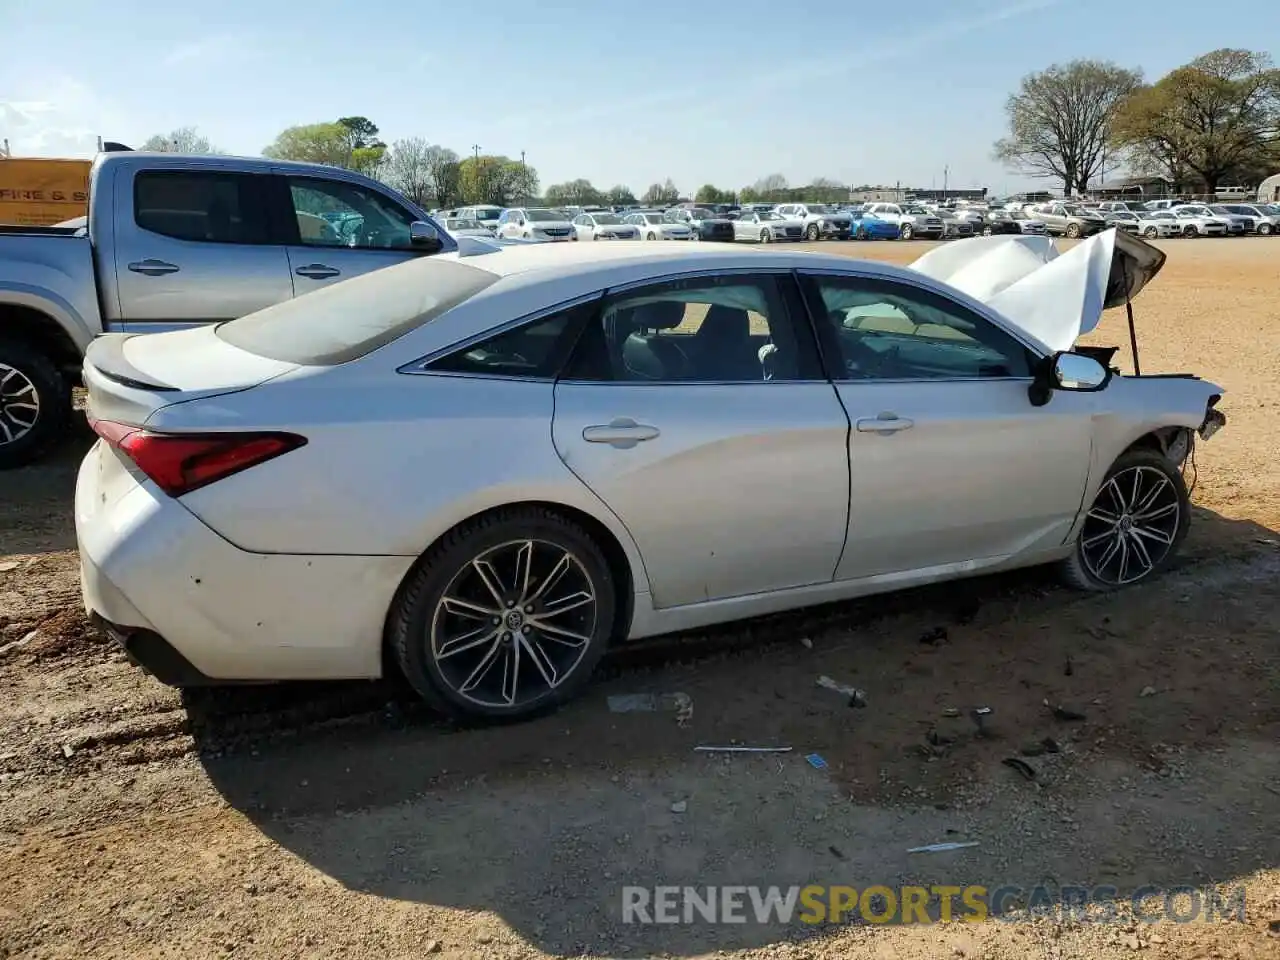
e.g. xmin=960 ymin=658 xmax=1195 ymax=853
xmin=850 ymin=213 xmax=900 ymax=240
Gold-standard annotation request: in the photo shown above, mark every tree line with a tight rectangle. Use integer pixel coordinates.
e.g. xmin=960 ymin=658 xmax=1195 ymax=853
xmin=137 ymin=119 xmax=856 ymax=209
xmin=995 ymin=47 xmax=1280 ymax=197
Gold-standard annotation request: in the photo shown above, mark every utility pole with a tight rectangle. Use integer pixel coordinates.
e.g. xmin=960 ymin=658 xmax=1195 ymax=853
xmin=942 ymin=165 xmax=949 ymax=202
xmin=472 ymin=144 xmax=481 ymax=161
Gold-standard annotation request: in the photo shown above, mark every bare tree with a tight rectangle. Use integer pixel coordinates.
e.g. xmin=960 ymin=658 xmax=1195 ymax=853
xmin=425 ymin=145 xmax=462 ymax=208
xmin=641 ymin=179 xmax=679 ymax=206
xmin=140 ymin=126 xmax=222 ymax=154
xmin=993 ymin=60 xmax=1142 ymax=195
xmin=382 ymin=138 xmax=435 ymax=206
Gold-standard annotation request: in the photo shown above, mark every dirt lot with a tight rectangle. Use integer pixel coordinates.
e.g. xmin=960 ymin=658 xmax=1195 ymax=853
xmin=2 ymin=238 xmax=1278 ymax=960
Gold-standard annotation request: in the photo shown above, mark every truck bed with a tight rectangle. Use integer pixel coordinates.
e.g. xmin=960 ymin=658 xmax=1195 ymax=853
xmin=0 ymin=224 xmax=84 ymax=237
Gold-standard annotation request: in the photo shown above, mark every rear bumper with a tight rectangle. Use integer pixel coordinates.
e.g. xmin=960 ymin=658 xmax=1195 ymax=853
xmin=76 ymin=443 xmax=414 ymax=683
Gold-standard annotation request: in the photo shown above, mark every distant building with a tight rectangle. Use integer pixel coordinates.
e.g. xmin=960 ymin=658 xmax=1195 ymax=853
xmin=905 ymin=187 xmax=987 ymax=201
xmin=1093 ymin=175 xmax=1180 ymax=199
xmin=1258 ymin=173 xmax=1280 ymax=203
xmin=847 ymin=185 xmax=988 ymax=202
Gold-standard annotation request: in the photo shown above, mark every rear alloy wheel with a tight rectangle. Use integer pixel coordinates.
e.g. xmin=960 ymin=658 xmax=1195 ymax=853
xmin=1060 ymin=449 xmax=1189 ymax=591
xmin=1182 ymin=225 xmax=1198 ymax=238
xmin=390 ymin=507 xmax=616 ymax=720
xmin=900 ymin=223 xmax=914 ymax=240
xmin=0 ymin=339 xmax=70 ymax=470
xmin=1257 ymin=223 xmax=1272 ymax=236
xmin=760 ymin=229 xmax=773 ymax=243
xmin=805 ymin=223 xmax=820 ymax=241
xmin=1065 ymin=222 xmax=1082 ymax=239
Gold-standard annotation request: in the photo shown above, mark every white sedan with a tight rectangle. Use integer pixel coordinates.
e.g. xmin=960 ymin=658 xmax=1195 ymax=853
xmin=571 ymin=212 xmax=640 ymax=241
xmin=77 ymin=236 xmax=1225 ymax=720
xmin=624 ymin=211 xmax=692 ymax=240
xmin=731 ymin=211 xmax=806 ymax=242
xmin=1168 ymin=208 xmax=1230 ymax=237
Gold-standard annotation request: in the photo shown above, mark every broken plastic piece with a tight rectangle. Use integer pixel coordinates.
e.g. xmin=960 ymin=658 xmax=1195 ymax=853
xmin=608 ymin=692 xmax=691 ymax=714
xmin=816 ymin=675 xmax=868 ymax=708
xmin=1002 ymin=757 xmax=1037 ymax=781
xmin=907 ymin=841 xmax=980 ymax=854
xmin=694 ymin=745 xmax=792 ymax=754
xmin=805 ymin=753 xmax=828 ymax=770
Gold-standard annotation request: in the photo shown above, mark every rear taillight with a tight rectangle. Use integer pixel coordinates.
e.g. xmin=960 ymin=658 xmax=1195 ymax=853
xmin=89 ymin=419 xmax=306 ymax=497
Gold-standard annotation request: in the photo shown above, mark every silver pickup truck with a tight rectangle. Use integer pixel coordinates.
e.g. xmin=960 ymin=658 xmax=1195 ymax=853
xmin=0 ymin=150 xmax=454 ymax=467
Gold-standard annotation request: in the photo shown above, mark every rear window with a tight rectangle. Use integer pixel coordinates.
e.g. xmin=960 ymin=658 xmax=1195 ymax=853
xmin=214 ymin=257 xmax=499 ymax=365
xmin=134 ymin=171 xmax=268 ymax=244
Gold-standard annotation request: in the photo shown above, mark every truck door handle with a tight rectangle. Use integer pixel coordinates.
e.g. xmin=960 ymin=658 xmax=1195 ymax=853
xmin=582 ymin=418 xmax=660 ymax=448
xmin=127 ymin=259 xmax=180 ymax=276
xmin=295 ymin=264 xmax=341 ymax=279
xmin=855 ymin=414 xmax=915 ymax=435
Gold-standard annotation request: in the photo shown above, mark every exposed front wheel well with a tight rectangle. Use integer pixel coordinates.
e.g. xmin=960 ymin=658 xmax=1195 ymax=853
xmin=382 ymin=500 xmax=638 ymax=676
xmin=1121 ymin=427 xmax=1196 ymax=468
xmin=0 ymin=303 xmax=83 ymax=380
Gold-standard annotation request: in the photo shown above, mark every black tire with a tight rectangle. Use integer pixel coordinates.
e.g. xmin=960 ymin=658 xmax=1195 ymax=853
xmin=389 ymin=506 xmax=617 ymax=721
xmin=1143 ymin=227 xmax=1159 ymax=239
xmin=646 ymin=231 xmax=656 ymax=241
xmin=1065 ymin=222 xmax=1082 ymax=239
xmin=1182 ymin=225 xmax=1198 ymax=239
xmin=1259 ymin=223 xmax=1273 ymax=236
xmin=856 ymin=226 xmax=868 ymax=241
xmin=1059 ymin=448 xmax=1190 ymax=592
xmin=760 ymin=229 xmax=772 ymax=243
xmin=805 ymin=223 xmax=820 ymax=241
xmin=0 ymin=338 xmax=71 ymax=470
xmin=900 ymin=223 xmax=914 ymax=240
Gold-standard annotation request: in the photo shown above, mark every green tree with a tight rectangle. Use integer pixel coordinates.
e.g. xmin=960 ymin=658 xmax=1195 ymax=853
xmin=545 ymin=178 xmax=603 ymax=206
xmin=140 ymin=126 xmax=222 ymax=154
xmin=993 ymin=59 xmax=1142 ymax=195
xmin=458 ymin=155 xmax=538 ymax=205
xmin=641 ymin=178 xmax=679 ymax=206
xmin=1112 ymin=49 xmax=1280 ymax=196
xmin=263 ymin=122 xmax=354 ymax=167
xmin=606 ymin=184 xmax=637 ymax=206
xmin=337 ymin=116 xmax=386 ymax=174
xmin=694 ymin=184 xmax=735 ymax=204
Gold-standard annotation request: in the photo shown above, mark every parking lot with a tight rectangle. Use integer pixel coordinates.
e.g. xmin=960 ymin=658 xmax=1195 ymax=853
xmin=1 ymin=238 xmax=1278 ymax=959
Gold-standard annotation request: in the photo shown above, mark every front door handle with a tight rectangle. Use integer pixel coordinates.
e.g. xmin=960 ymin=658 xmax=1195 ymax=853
xmin=295 ymin=263 xmax=341 ymax=279
xmin=855 ymin=414 xmax=915 ymax=435
xmin=582 ymin=418 xmax=660 ymax=448
xmin=127 ymin=259 xmax=180 ymax=276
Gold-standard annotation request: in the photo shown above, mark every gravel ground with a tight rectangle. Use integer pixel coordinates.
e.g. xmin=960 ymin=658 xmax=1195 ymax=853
xmin=1 ymin=238 xmax=1278 ymax=960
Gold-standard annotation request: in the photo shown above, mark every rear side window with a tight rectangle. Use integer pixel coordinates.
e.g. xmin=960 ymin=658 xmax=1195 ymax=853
xmin=427 ymin=299 xmax=597 ymax=378
xmin=134 ymin=171 xmax=269 ymax=244
xmin=215 ymin=257 xmax=499 ymax=365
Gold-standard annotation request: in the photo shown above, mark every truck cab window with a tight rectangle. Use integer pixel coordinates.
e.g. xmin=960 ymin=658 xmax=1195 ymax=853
xmin=133 ymin=172 xmax=269 ymax=244
xmin=287 ymin=178 xmax=418 ymax=250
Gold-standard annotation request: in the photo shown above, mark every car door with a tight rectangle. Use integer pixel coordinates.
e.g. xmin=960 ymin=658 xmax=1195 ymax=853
xmin=110 ymin=167 xmax=293 ymax=331
xmin=798 ymin=270 xmax=1096 ymax=581
xmin=277 ymin=174 xmax=429 ymax=295
xmin=552 ymin=270 xmax=851 ymax=609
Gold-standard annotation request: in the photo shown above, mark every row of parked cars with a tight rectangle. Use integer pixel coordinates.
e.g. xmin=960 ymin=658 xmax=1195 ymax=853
xmin=435 ymin=196 xmax=1280 ymax=245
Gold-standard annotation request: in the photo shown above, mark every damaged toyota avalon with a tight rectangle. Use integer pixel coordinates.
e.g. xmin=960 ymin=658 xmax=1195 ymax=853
xmin=75 ymin=232 xmax=1226 ymax=720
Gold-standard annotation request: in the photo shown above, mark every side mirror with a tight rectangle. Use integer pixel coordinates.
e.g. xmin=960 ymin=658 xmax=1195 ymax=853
xmin=1030 ymin=350 xmax=1110 ymax=406
xmin=409 ymin=221 xmax=443 ymax=252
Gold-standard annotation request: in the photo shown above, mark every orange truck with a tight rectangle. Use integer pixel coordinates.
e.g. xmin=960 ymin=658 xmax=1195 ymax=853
xmin=0 ymin=157 xmax=92 ymax=226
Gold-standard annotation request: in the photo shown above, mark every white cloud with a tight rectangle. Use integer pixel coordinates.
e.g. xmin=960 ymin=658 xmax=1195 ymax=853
xmin=0 ymin=76 xmax=124 ymax=157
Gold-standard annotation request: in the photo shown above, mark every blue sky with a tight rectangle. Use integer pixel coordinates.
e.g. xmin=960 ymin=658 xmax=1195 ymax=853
xmin=1 ymin=0 xmax=1275 ymax=194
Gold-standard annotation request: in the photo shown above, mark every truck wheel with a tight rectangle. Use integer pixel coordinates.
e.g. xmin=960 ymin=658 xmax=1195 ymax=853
xmin=900 ymin=223 xmax=914 ymax=240
xmin=0 ymin=339 xmax=70 ymax=470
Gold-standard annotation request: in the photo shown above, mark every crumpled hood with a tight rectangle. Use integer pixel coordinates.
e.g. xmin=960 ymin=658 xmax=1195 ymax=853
xmin=908 ymin=230 xmax=1166 ymax=352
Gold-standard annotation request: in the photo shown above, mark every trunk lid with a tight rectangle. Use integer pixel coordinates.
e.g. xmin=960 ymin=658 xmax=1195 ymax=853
xmin=83 ymin=327 xmax=298 ymax=427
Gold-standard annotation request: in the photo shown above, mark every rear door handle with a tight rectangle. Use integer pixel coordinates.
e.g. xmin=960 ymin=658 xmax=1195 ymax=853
xmin=855 ymin=414 xmax=915 ymax=435
xmin=582 ymin=418 xmax=660 ymax=448
xmin=127 ymin=259 xmax=180 ymax=276
xmin=295 ymin=263 xmax=341 ymax=279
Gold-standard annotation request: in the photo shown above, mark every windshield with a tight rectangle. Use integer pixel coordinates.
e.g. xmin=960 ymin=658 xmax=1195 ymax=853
xmin=216 ymin=258 xmax=499 ymax=365
xmin=524 ymin=209 xmax=562 ymax=223
xmin=1209 ymin=206 xmax=1234 ymax=215
xmin=642 ymin=213 xmax=665 ymax=223
xmin=903 ymin=206 xmax=928 ymax=214
xmin=692 ymin=208 xmax=717 ymax=219
xmin=593 ymin=214 xmax=623 ymax=225
xmin=805 ymin=204 xmax=832 ymax=213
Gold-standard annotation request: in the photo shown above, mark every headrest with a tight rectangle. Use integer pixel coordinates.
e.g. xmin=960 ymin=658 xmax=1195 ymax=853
xmin=629 ymin=299 xmax=686 ymax=331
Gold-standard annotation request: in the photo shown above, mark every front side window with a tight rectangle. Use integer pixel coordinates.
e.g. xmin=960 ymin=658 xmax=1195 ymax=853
xmin=134 ymin=171 xmax=269 ymax=244
xmin=287 ymin=177 xmax=418 ymax=250
xmin=565 ymin=274 xmax=808 ymax=383
xmin=802 ymin=274 xmax=1034 ymax=381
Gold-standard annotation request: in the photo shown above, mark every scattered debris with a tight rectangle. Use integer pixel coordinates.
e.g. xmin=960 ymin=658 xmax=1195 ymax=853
xmin=918 ymin=626 xmax=948 ymax=646
xmin=828 ymin=845 xmax=846 ymax=860
xmin=61 ymin=743 xmax=75 ymax=759
xmin=1002 ymin=757 xmax=1037 ymax=782
xmin=1139 ymin=686 xmax=1157 ymax=698
xmin=1255 ymin=537 xmax=1277 ymax=546
xmin=926 ymin=728 xmax=956 ymax=747
xmin=805 ymin=753 xmax=828 ymax=770
xmin=670 ymin=800 xmax=687 ymax=814
xmin=907 ymin=841 xmax=980 ymax=854
xmin=798 ymin=636 xmax=813 ymax=650
xmin=1064 ymin=655 xmax=1074 ymax=677
xmin=424 ymin=940 xmax=442 ymax=954
xmin=607 ymin=692 xmax=691 ymax=715
xmin=941 ymin=707 xmax=961 ymax=718
xmin=1019 ymin=737 xmax=1061 ymax=757
xmin=816 ymin=675 xmax=868 ymax=708
xmin=0 ymin=560 xmax=19 ymax=573
xmin=694 ymin=745 xmax=792 ymax=754
xmin=1040 ymin=737 xmax=1061 ymax=754
xmin=0 ymin=630 xmax=40 ymax=658
xmin=1047 ymin=700 xmax=1088 ymax=722
xmin=970 ymin=706 xmax=993 ymax=737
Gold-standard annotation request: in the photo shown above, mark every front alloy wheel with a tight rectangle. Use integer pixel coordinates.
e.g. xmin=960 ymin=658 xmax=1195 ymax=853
xmin=1060 ymin=449 xmax=1189 ymax=591
xmin=390 ymin=507 xmax=616 ymax=719
xmin=805 ymin=223 xmax=820 ymax=241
